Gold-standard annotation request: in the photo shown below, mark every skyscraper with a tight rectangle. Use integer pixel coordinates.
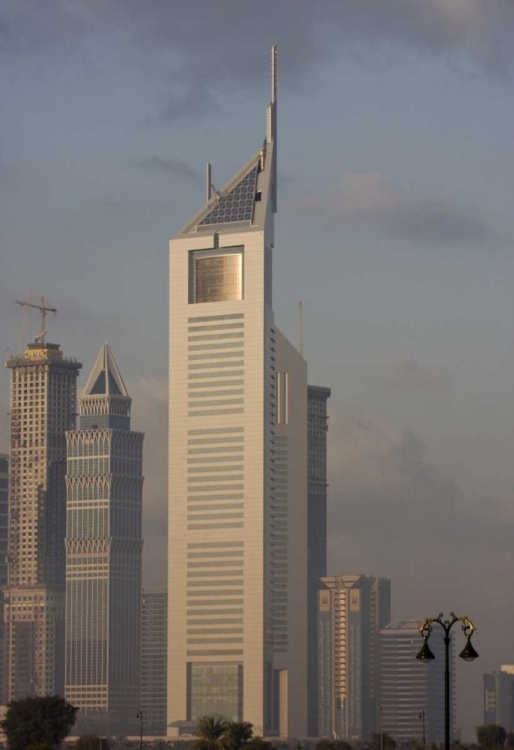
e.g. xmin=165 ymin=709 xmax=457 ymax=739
xmin=380 ymin=620 xmax=455 ymax=743
xmin=484 ymin=666 xmax=514 ymax=732
xmin=0 ymin=453 xmax=8 ymax=702
xmin=318 ymin=574 xmax=391 ymax=740
xmin=5 ymin=339 xmax=81 ymax=699
xmin=167 ymin=47 xmax=308 ymax=736
xmin=307 ymin=385 xmax=331 ymax=737
xmin=65 ymin=345 xmax=143 ymax=734
xmin=141 ymin=588 xmax=168 ymax=736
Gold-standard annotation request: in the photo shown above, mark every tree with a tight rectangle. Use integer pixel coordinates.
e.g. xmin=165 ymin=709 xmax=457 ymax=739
xmin=0 ymin=695 xmax=77 ymax=750
xmin=194 ymin=717 xmax=229 ymax=750
xmin=368 ymin=733 xmax=397 ymax=750
xmin=505 ymin=733 xmax=514 ymax=749
xmin=224 ymin=722 xmax=254 ymax=750
xmin=476 ymin=726 xmax=507 ymax=750
xmin=74 ymin=736 xmax=111 ymax=750
xmin=244 ymin=739 xmax=273 ymax=750
xmin=316 ymin=741 xmax=352 ymax=750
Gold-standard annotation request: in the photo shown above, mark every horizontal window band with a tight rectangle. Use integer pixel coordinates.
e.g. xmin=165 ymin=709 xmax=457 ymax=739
xmin=188 ymin=409 xmax=243 ymax=417
xmin=187 ymin=503 xmax=243 ymax=512
xmin=187 ymin=628 xmax=244 ymax=635
xmin=188 ymin=380 xmax=244 ymax=390
xmin=188 ymin=390 xmax=244 ymax=400
xmin=188 ymin=513 xmax=244 ymax=522
xmin=187 ymin=649 xmax=244 ymax=657
xmin=187 ymin=435 xmax=244 ymax=451
xmin=187 ymin=551 xmax=244 ymax=559
xmin=188 ymin=461 xmax=243 ymax=471
xmin=188 ymin=541 xmax=243 ymax=548
xmin=187 ymin=522 xmax=244 ymax=530
xmin=188 ymin=475 xmax=244 ymax=483
xmin=188 ymin=332 xmax=244 ymax=342
xmin=188 ymin=313 xmax=244 ymax=323
xmin=187 ymin=560 xmax=243 ymax=568
xmin=187 ymin=589 xmax=244 ymax=597
xmin=188 ymin=362 xmax=243 ymax=370
xmin=188 ymin=427 xmax=244 ymax=436
xmin=188 ymin=352 xmax=244 ymax=361
xmin=187 ymin=494 xmax=243 ymax=502
xmin=188 ymin=342 xmax=244 ymax=352
xmin=187 ymin=637 xmax=243 ymax=645
xmin=188 ymin=370 xmax=244 ymax=379
xmin=188 ymin=569 xmax=243 ymax=579
xmin=187 ymin=608 xmax=244 ymax=616
xmin=188 ymin=398 xmax=244 ymax=407
xmin=187 ymin=618 xmax=243 ymax=625
xmin=188 ymin=446 xmax=244 ymax=454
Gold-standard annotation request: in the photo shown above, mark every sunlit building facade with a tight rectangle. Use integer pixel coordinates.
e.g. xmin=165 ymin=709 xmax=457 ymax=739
xmin=318 ymin=574 xmax=391 ymax=740
xmin=5 ymin=341 xmax=81 ymax=699
xmin=65 ymin=345 xmax=143 ymax=734
xmin=168 ymin=47 xmax=308 ymax=737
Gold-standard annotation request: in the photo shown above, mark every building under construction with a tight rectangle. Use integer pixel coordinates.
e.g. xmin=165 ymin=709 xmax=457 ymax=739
xmin=5 ymin=302 xmax=81 ymax=698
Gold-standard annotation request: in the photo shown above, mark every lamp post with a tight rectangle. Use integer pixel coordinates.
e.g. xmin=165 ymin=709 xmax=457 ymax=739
xmin=416 ymin=612 xmax=478 ymax=750
xmin=136 ymin=710 xmax=143 ymax=750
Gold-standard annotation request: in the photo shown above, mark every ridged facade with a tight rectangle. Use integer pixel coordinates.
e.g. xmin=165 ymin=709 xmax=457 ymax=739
xmin=168 ymin=47 xmax=308 ymax=736
xmin=4 ymin=342 xmax=81 ymax=699
xmin=65 ymin=345 xmax=143 ymax=734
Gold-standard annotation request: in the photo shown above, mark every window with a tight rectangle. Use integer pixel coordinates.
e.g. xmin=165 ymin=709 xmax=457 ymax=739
xmin=189 ymin=247 xmax=243 ymax=304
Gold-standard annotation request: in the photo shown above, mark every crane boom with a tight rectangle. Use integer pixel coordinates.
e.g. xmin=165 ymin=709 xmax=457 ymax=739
xmin=15 ymin=297 xmax=57 ymax=345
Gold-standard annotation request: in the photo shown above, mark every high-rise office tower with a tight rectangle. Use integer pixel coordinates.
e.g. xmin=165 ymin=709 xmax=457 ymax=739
xmin=0 ymin=454 xmax=8 ymax=702
xmin=380 ymin=620 xmax=455 ymax=743
xmin=318 ymin=574 xmax=391 ymax=740
xmin=484 ymin=666 xmax=514 ymax=731
xmin=141 ymin=588 xmax=168 ymax=736
xmin=168 ymin=47 xmax=308 ymax=737
xmin=5 ymin=339 xmax=81 ymax=699
xmin=65 ymin=345 xmax=143 ymax=734
xmin=307 ymin=385 xmax=331 ymax=737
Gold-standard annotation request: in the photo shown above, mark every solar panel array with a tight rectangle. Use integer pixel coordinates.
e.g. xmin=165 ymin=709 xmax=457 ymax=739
xmin=199 ymin=164 xmax=259 ymax=226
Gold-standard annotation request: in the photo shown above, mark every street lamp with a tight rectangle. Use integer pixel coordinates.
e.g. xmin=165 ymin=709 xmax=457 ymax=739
xmin=136 ymin=711 xmax=143 ymax=750
xmin=416 ymin=612 xmax=478 ymax=750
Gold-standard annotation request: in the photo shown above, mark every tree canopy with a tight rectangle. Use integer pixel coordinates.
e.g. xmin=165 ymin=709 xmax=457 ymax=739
xmin=74 ymin=736 xmax=111 ymax=750
xmin=476 ymin=725 xmax=507 ymax=750
xmin=194 ymin=717 xmax=230 ymax=750
xmin=0 ymin=695 xmax=77 ymax=750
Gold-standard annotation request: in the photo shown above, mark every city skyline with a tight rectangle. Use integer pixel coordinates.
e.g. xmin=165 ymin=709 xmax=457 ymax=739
xmin=1 ymin=0 xmax=513 ymax=737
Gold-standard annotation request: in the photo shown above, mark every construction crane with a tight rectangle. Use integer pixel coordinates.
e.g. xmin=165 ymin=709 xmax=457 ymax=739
xmin=15 ymin=297 xmax=57 ymax=346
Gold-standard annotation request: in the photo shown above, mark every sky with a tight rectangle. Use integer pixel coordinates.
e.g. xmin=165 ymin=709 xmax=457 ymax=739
xmin=1 ymin=0 xmax=514 ymax=737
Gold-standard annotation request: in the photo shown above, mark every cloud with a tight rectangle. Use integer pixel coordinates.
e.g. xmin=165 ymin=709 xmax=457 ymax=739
xmin=135 ymin=156 xmax=199 ymax=182
xmin=384 ymin=359 xmax=452 ymax=390
xmin=2 ymin=1 xmax=514 ymax=119
xmin=299 ymin=173 xmax=492 ymax=244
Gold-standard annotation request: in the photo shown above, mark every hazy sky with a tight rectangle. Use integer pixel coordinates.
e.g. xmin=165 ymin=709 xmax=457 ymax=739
xmin=1 ymin=1 xmax=514 ymax=737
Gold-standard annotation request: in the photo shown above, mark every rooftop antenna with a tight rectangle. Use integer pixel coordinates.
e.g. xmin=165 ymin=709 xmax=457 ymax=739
xmin=15 ymin=296 xmax=57 ymax=346
xmin=298 ymin=301 xmax=304 ymax=357
xmin=266 ymin=44 xmax=278 ymax=213
xmin=206 ymin=163 xmax=212 ymax=201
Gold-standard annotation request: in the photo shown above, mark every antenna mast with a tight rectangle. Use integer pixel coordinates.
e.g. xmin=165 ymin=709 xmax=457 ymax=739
xmin=15 ymin=297 xmax=57 ymax=346
xmin=298 ymin=301 xmax=304 ymax=357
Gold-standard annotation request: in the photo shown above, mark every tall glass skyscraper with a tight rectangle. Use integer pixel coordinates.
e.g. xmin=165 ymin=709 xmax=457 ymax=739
xmin=65 ymin=344 xmax=144 ymax=734
xmin=168 ymin=47 xmax=309 ymax=737
xmin=5 ymin=340 xmax=81 ymax=699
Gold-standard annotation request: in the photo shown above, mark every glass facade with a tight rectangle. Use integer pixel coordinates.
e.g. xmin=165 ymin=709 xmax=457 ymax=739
xmin=189 ymin=248 xmax=243 ymax=304
xmin=188 ymin=663 xmax=243 ymax=721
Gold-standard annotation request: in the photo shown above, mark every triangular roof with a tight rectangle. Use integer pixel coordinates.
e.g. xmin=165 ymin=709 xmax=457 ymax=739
xmin=82 ymin=344 xmax=129 ymax=398
xmin=174 ymin=46 xmax=278 ymax=238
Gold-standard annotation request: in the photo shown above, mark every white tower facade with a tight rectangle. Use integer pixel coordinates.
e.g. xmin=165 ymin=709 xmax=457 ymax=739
xmin=168 ymin=48 xmax=308 ymax=737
